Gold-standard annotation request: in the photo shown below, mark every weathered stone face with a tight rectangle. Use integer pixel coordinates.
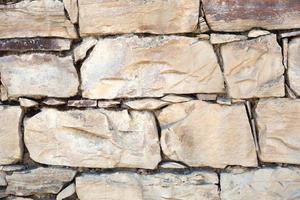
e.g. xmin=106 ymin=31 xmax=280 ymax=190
xmin=24 ymin=108 xmax=161 ymax=169
xmin=0 ymin=54 xmax=79 ymax=100
xmin=222 ymin=34 xmax=285 ymax=99
xmin=202 ymin=0 xmax=300 ymax=32
xmin=256 ymin=98 xmax=300 ymax=164
xmin=0 ymin=0 xmax=77 ymax=39
xmin=288 ymin=37 xmax=300 ymax=96
xmin=124 ymin=99 xmax=170 ymax=110
xmin=81 ymin=36 xmax=224 ymax=99
xmin=78 ymin=0 xmax=199 ymax=36
xmin=76 ymin=171 xmax=219 ymax=200
xmin=157 ymin=100 xmax=257 ymax=168
xmin=221 ymin=167 xmax=300 ymax=200
xmin=0 ymin=106 xmax=22 ymax=165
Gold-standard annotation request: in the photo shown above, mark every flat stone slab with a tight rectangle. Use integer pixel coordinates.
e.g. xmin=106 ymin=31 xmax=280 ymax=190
xmin=288 ymin=37 xmax=300 ymax=96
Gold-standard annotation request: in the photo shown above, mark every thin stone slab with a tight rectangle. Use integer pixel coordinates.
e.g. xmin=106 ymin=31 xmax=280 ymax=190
xmin=248 ymin=29 xmax=271 ymax=38
xmin=124 ymin=99 xmax=170 ymax=110
xmin=67 ymin=99 xmax=97 ymax=108
xmin=0 ymin=171 xmax=6 ymax=186
xmin=74 ymin=37 xmax=97 ymax=62
xmin=210 ymin=34 xmax=247 ymax=44
xmin=288 ymin=37 xmax=300 ymax=96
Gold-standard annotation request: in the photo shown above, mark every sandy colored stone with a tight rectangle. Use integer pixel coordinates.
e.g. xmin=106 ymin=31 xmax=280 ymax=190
xmin=0 ymin=54 xmax=79 ymax=100
xmin=63 ymin=0 xmax=78 ymax=24
xmin=0 ymin=165 xmax=25 ymax=172
xmin=197 ymin=94 xmax=217 ymax=101
xmin=158 ymin=100 xmax=257 ymax=168
xmin=222 ymin=34 xmax=284 ymax=98
xmin=280 ymin=30 xmax=300 ymax=38
xmin=0 ymin=106 xmax=23 ymax=165
xmin=161 ymin=94 xmax=193 ymax=103
xmin=56 ymin=183 xmax=75 ymax=200
xmin=0 ymin=171 xmax=6 ymax=186
xmin=202 ymin=0 xmax=300 ymax=32
xmin=78 ymin=0 xmax=199 ymax=36
xmin=0 ymin=0 xmax=77 ymax=39
xmin=19 ymin=98 xmax=38 ymax=108
xmin=97 ymin=100 xmax=120 ymax=108
xmin=67 ymin=99 xmax=97 ymax=108
xmin=24 ymin=108 xmax=161 ymax=169
xmin=5 ymin=167 xmax=76 ymax=196
xmin=81 ymin=36 xmax=224 ymax=99
xmin=288 ymin=37 xmax=300 ymax=96
xmin=76 ymin=171 xmax=219 ymax=200
xmin=124 ymin=99 xmax=170 ymax=110
xmin=248 ymin=29 xmax=270 ymax=38
xmin=256 ymin=98 xmax=300 ymax=164
xmin=221 ymin=167 xmax=300 ymax=200
xmin=42 ymin=98 xmax=66 ymax=106
xmin=210 ymin=34 xmax=247 ymax=44
xmin=159 ymin=162 xmax=186 ymax=169
xmin=74 ymin=37 xmax=97 ymax=62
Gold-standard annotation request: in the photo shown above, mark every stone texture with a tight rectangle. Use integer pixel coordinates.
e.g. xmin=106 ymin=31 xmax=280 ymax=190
xmin=0 ymin=54 xmax=79 ymax=100
xmin=161 ymin=95 xmax=193 ymax=103
xmin=24 ymin=108 xmax=161 ymax=169
xmin=97 ymin=100 xmax=120 ymax=108
xmin=19 ymin=98 xmax=38 ymax=108
xmin=210 ymin=34 xmax=247 ymax=44
xmin=248 ymin=29 xmax=270 ymax=38
xmin=159 ymin=162 xmax=186 ymax=169
xmin=0 ymin=106 xmax=22 ymax=165
xmin=78 ymin=0 xmax=199 ymax=36
xmin=280 ymin=30 xmax=300 ymax=38
xmin=256 ymin=98 xmax=300 ymax=164
xmin=124 ymin=99 xmax=170 ymax=110
xmin=222 ymin=34 xmax=284 ymax=98
xmin=63 ymin=0 xmax=78 ymax=24
xmin=288 ymin=37 xmax=300 ymax=96
xmin=197 ymin=94 xmax=217 ymax=101
xmin=74 ymin=37 xmax=97 ymax=63
xmin=56 ymin=183 xmax=75 ymax=200
xmin=221 ymin=167 xmax=300 ymax=200
xmin=202 ymin=0 xmax=300 ymax=32
xmin=67 ymin=100 xmax=97 ymax=108
xmin=0 ymin=171 xmax=6 ymax=186
xmin=5 ymin=167 xmax=76 ymax=196
xmin=81 ymin=36 xmax=224 ymax=99
xmin=42 ymin=98 xmax=66 ymax=106
xmin=158 ymin=100 xmax=257 ymax=168
xmin=0 ymin=0 xmax=77 ymax=39
xmin=76 ymin=171 xmax=219 ymax=200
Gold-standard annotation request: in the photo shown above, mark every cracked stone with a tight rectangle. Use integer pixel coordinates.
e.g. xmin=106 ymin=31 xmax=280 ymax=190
xmin=56 ymin=183 xmax=75 ymax=200
xmin=42 ymin=98 xmax=66 ymax=106
xmin=210 ymin=34 xmax=247 ymax=44
xmin=288 ymin=37 xmax=300 ymax=96
xmin=124 ymin=99 xmax=170 ymax=110
xmin=74 ymin=37 xmax=97 ymax=63
xmin=0 ymin=171 xmax=6 ymax=186
xmin=63 ymin=0 xmax=78 ymax=24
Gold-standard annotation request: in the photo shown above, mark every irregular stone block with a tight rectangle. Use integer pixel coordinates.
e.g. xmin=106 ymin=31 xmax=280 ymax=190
xmin=222 ymin=34 xmax=284 ymax=98
xmin=248 ymin=29 xmax=270 ymax=38
xmin=0 ymin=106 xmax=22 ymax=165
xmin=161 ymin=94 xmax=193 ymax=103
xmin=24 ymin=108 xmax=161 ymax=169
xmin=124 ymin=99 xmax=170 ymax=110
xmin=74 ymin=37 xmax=97 ymax=62
xmin=42 ymin=98 xmax=66 ymax=106
xmin=56 ymin=183 xmax=75 ymax=200
xmin=197 ymin=94 xmax=217 ymax=101
xmin=0 ymin=0 xmax=77 ymax=39
xmin=0 ymin=54 xmax=79 ymax=100
xmin=67 ymin=99 xmax=97 ymax=108
xmin=81 ymin=36 xmax=224 ymax=99
xmin=5 ymin=167 xmax=76 ymax=196
xmin=76 ymin=171 xmax=219 ymax=200
xmin=256 ymin=98 xmax=300 ymax=164
xmin=63 ymin=0 xmax=78 ymax=24
xmin=159 ymin=162 xmax=186 ymax=169
xmin=157 ymin=100 xmax=257 ymax=168
xmin=221 ymin=167 xmax=300 ymax=200
xmin=0 ymin=171 xmax=6 ymax=186
xmin=202 ymin=0 xmax=300 ymax=32
xmin=97 ymin=100 xmax=120 ymax=108
xmin=210 ymin=34 xmax=247 ymax=44
xmin=78 ymin=0 xmax=199 ymax=36
xmin=19 ymin=98 xmax=38 ymax=108
xmin=288 ymin=37 xmax=300 ymax=96
xmin=281 ymin=30 xmax=300 ymax=38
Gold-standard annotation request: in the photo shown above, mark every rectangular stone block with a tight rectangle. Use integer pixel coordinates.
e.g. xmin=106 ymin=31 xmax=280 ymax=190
xmin=256 ymin=98 xmax=300 ymax=164
xmin=222 ymin=34 xmax=284 ymax=98
xmin=78 ymin=0 xmax=199 ymax=36
xmin=288 ymin=37 xmax=300 ymax=96
xmin=24 ymin=108 xmax=161 ymax=169
xmin=76 ymin=171 xmax=219 ymax=200
xmin=157 ymin=100 xmax=257 ymax=168
xmin=81 ymin=36 xmax=224 ymax=99
xmin=202 ymin=0 xmax=300 ymax=32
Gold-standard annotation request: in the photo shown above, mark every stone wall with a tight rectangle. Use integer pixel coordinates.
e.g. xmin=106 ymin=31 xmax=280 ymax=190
xmin=0 ymin=0 xmax=300 ymax=199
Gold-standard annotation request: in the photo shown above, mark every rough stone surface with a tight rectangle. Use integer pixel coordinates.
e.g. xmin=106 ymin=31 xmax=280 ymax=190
xmin=248 ymin=29 xmax=270 ymax=38
xmin=56 ymin=183 xmax=75 ymax=200
xmin=158 ymin=100 xmax=257 ymax=168
xmin=210 ymin=33 xmax=247 ymax=44
xmin=222 ymin=34 xmax=284 ymax=98
xmin=74 ymin=37 xmax=97 ymax=62
xmin=0 ymin=171 xmax=6 ymax=186
xmin=288 ymin=37 xmax=300 ymax=96
xmin=5 ymin=167 xmax=76 ymax=196
xmin=161 ymin=95 xmax=193 ymax=103
xmin=256 ymin=98 xmax=300 ymax=164
xmin=76 ymin=171 xmax=219 ymax=200
xmin=78 ymin=0 xmax=199 ymax=36
xmin=42 ymin=98 xmax=66 ymax=106
xmin=19 ymin=98 xmax=38 ymax=108
xmin=0 ymin=54 xmax=79 ymax=100
xmin=221 ymin=167 xmax=300 ymax=200
xmin=202 ymin=0 xmax=300 ymax=32
xmin=24 ymin=108 xmax=161 ymax=169
xmin=0 ymin=106 xmax=22 ymax=165
xmin=197 ymin=94 xmax=217 ymax=101
xmin=0 ymin=0 xmax=77 ymax=39
xmin=159 ymin=162 xmax=186 ymax=169
xmin=124 ymin=99 xmax=170 ymax=110
xmin=97 ymin=100 xmax=120 ymax=108
xmin=67 ymin=99 xmax=97 ymax=108
xmin=280 ymin=30 xmax=300 ymax=38
xmin=63 ymin=0 xmax=78 ymax=24
xmin=81 ymin=36 xmax=224 ymax=99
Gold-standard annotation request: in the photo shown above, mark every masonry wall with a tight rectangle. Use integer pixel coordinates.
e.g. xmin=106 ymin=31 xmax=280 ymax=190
xmin=0 ymin=0 xmax=300 ymax=199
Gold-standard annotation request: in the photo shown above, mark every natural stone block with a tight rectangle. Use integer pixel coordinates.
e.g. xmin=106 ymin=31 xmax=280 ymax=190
xmin=0 ymin=0 xmax=77 ymax=39
xmin=256 ymin=98 xmax=300 ymax=164
xmin=222 ymin=34 xmax=284 ymax=98
xmin=63 ymin=0 xmax=78 ymax=24
xmin=97 ymin=100 xmax=120 ymax=108
xmin=0 ymin=106 xmax=22 ymax=165
xmin=56 ymin=183 xmax=75 ymax=200
xmin=78 ymin=0 xmax=199 ymax=36
xmin=24 ymin=108 xmax=161 ymax=169
xmin=161 ymin=94 xmax=193 ymax=103
xmin=81 ymin=36 xmax=224 ymax=99
xmin=67 ymin=99 xmax=97 ymax=108
xmin=202 ymin=0 xmax=300 ymax=32
xmin=0 ymin=171 xmax=6 ymax=186
xmin=19 ymin=98 xmax=38 ymax=108
xmin=157 ymin=100 xmax=257 ymax=168
xmin=248 ymin=29 xmax=270 ymax=38
xmin=221 ymin=167 xmax=300 ymax=200
xmin=0 ymin=54 xmax=79 ymax=100
xmin=124 ymin=99 xmax=170 ymax=110
xmin=74 ymin=37 xmax=97 ymax=62
xmin=288 ymin=37 xmax=300 ymax=96
xmin=210 ymin=34 xmax=247 ymax=44
xmin=76 ymin=171 xmax=219 ymax=200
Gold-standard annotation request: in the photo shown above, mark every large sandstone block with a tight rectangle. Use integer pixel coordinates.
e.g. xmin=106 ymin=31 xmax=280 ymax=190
xmin=288 ymin=37 xmax=300 ymax=96
xmin=0 ymin=54 xmax=79 ymax=100
xmin=222 ymin=34 xmax=285 ymax=98
xmin=0 ymin=0 xmax=77 ymax=39
xmin=221 ymin=167 xmax=300 ymax=200
xmin=256 ymin=98 xmax=300 ymax=164
xmin=24 ymin=108 xmax=161 ymax=169
xmin=202 ymin=0 xmax=300 ymax=32
xmin=157 ymin=100 xmax=257 ymax=168
xmin=76 ymin=171 xmax=219 ymax=200
xmin=78 ymin=0 xmax=199 ymax=36
xmin=0 ymin=106 xmax=22 ymax=165
xmin=81 ymin=36 xmax=224 ymax=99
